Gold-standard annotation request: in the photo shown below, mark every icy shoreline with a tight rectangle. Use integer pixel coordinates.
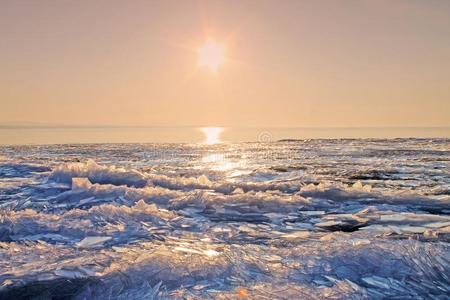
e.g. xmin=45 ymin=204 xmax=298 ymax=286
xmin=0 ymin=140 xmax=449 ymax=299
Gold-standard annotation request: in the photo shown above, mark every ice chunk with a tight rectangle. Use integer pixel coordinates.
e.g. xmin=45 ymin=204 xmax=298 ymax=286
xmin=54 ymin=269 xmax=86 ymax=279
xmin=76 ymin=236 xmax=112 ymax=248
xmin=362 ymin=276 xmax=391 ymax=289
xmin=424 ymin=221 xmax=450 ymax=228
xmin=50 ymin=159 xmax=147 ymax=187
xmin=299 ymin=210 xmax=326 ymax=216
xmin=281 ymin=231 xmax=310 ymax=239
xmin=197 ymin=175 xmax=211 ymax=185
xmin=72 ymin=177 xmax=92 ymax=191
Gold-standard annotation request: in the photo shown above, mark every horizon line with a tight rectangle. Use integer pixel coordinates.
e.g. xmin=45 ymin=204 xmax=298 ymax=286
xmin=1 ymin=123 xmax=449 ymax=130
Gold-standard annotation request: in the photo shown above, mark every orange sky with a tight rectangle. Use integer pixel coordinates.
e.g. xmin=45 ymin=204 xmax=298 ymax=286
xmin=1 ymin=0 xmax=449 ymax=128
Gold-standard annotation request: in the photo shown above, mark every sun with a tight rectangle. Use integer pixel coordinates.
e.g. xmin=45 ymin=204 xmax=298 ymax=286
xmin=198 ymin=39 xmax=225 ymax=72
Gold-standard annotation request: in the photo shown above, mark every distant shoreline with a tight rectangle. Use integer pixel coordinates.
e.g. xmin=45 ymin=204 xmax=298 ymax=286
xmin=0 ymin=126 xmax=449 ymax=146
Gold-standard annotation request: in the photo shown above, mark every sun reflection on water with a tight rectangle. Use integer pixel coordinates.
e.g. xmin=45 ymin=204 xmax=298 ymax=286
xmin=200 ymin=152 xmax=250 ymax=178
xmin=200 ymin=127 xmax=224 ymax=144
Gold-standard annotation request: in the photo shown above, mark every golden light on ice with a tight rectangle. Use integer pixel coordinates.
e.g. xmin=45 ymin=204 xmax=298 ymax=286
xmin=198 ymin=40 xmax=225 ymax=72
xmin=200 ymin=127 xmax=224 ymax=144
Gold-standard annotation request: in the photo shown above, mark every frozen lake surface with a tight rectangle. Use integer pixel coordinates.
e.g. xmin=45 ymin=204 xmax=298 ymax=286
xmin=0 ymin=139 xmax=449 ymax=299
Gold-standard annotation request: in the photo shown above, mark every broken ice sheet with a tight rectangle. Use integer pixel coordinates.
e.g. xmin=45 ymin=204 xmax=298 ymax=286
xmin=0 ymin=140 xmax=449 ymax=299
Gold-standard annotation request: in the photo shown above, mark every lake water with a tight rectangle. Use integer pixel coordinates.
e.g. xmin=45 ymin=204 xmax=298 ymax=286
xmin=0 ymin=126 xmax=449 ymax=144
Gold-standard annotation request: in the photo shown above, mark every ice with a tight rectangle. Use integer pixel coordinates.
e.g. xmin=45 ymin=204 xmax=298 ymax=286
xmin=76 ymin=236 xmax=112 ymax=248
xmin=425 ymin=221 xmax=450 ymax=228
xmin=54 ymin=267 xmax=95 ymax=279
xmin=0 ymin=139 xmax=449 ymax=298
xmin=50 ymin=159 xmax=147 ymax=188
xmin=280 ymin=230 xmax=310 ymax=239
xmin=0 ymin=162 xmax=50 ymax=178
xmin=0 ymin=199 xmax=177 ymax=246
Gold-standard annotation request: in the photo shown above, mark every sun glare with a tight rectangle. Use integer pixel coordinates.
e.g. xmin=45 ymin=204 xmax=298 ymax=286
xmin=198 ymin=40 xmax=225 ymax=72
xmin=200 ymin=127 xmax=224 ymax=144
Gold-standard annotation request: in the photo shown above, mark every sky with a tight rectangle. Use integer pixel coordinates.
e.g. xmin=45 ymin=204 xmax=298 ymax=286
xmin=1 ymin=0 xmax=450 ymax=130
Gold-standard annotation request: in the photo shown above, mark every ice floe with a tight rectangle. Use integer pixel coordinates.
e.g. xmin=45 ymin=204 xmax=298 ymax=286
xmin=0 ymin=139 xmax=449 ymax=298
